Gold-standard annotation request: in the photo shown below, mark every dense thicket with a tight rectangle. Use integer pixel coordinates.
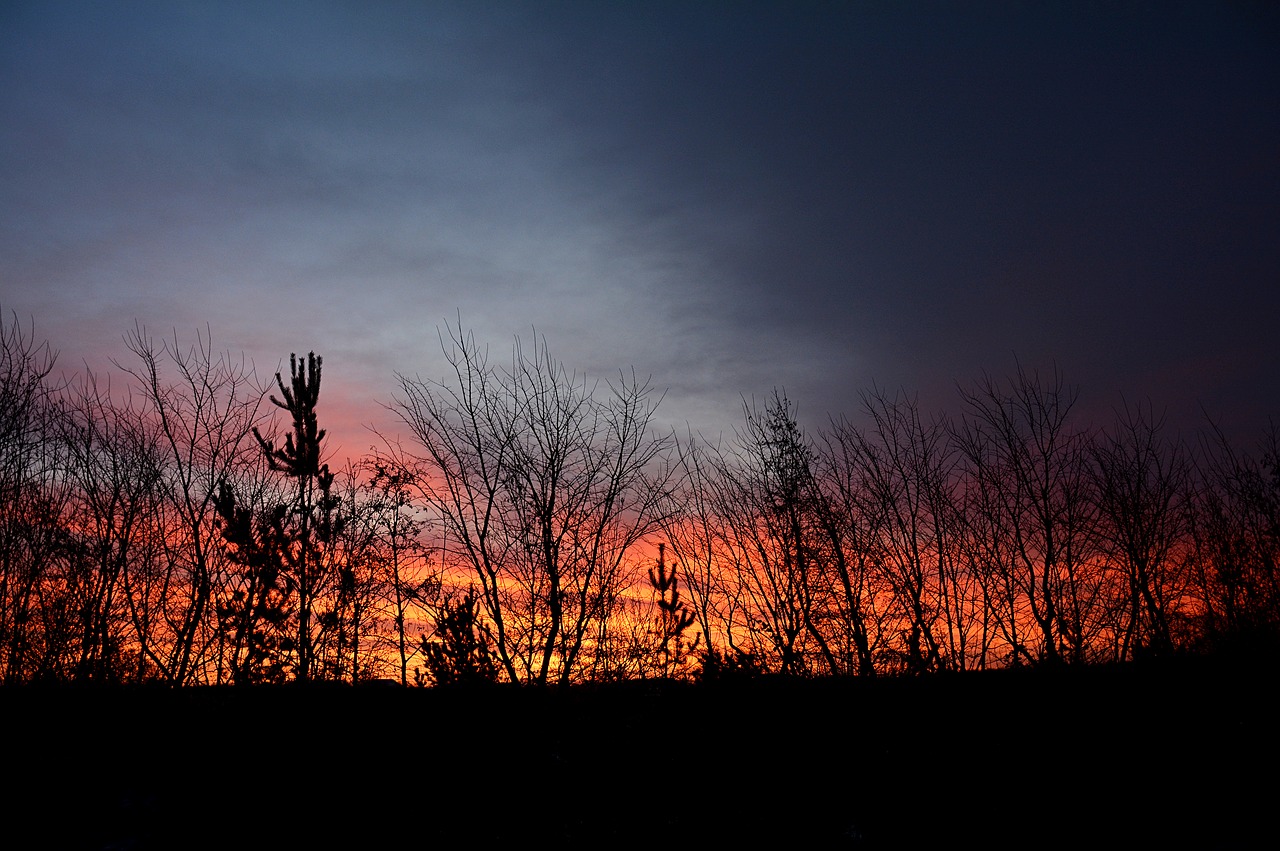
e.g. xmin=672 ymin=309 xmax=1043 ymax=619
xmin=2 ymin=312 xmax=1278 ymax=685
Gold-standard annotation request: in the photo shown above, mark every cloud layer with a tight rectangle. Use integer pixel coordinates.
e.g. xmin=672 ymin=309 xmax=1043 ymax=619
xmin=3 ymin=2 xmax=1277 ymax=453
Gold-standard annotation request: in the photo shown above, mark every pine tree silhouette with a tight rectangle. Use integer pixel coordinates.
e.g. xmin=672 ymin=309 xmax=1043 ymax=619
xmin=649 ymin=544 xmax=699 ymax=678
xmin=251 ymin=352 xmax=341 ymax=682
xmin=421 ymin=588 xmax=499 ymax=686
xmin=213 ymin=480 xmax=294 ymax=683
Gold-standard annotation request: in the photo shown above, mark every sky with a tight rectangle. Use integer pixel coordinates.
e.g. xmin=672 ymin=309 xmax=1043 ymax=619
xmin=3 ymin=1 xmax=1278 ymax=458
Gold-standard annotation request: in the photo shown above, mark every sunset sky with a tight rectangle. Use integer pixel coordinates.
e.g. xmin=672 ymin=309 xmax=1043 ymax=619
xmin=3 ymin=1 xmax=1277 ymax=457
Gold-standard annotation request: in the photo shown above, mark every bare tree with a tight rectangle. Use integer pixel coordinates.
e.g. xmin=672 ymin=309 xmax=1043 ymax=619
xmin=710 ymin=392 xmax=846 ymax=675
xmin=824 ymin=388 xmax=982 ymax=673
xmin=0 ymin=312 xmax=76 ymax=683
xmin=808 ymin=418 xmax=886 ymax=677
xmin=119 ymin=326 xmax=269 ymax=684
xmin=393 ymin=326 xmax=675 ymax=685
xmin=361 ymin=453 xmax=437 ymax=685
xmin=953 ymin=366 xmax=1103 ymax=665
xmin=1186 ymin=423 xmax=1280 ymax=653
xmin=58 ymin=370 xmax=164 ymax=681
xmin=11 ymin=304 xmax=1280 ymax=685
xmin=307 ymin=462 xmax=435 ymax=683
xmin=661 ymin=434 xmax=749 ymax=671
xmin=671 ymin=393 xmax=882 ymax=677
xmin=1091 ymin=402 xmax=1192 ymax=659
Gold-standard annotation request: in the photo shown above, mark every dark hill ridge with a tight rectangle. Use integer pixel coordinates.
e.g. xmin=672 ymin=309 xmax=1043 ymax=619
xmin=3 ymin=656 xmax=1272 ymax=849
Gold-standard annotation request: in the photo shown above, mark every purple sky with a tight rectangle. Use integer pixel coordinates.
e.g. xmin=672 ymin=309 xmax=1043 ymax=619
xmin=3 ymin=2 xmax=1277 ymax=456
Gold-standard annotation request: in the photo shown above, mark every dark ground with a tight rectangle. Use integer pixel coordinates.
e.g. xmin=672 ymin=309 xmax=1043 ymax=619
xmin=3 ymin=656 xmax=1274 ymax=849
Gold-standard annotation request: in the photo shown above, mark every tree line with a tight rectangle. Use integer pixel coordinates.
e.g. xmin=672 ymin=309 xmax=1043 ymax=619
xmin=1 ymin=311 xmax=1277 ymax=686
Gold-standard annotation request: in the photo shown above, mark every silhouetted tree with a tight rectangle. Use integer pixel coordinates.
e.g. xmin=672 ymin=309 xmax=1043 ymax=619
xmin=213 ymin=478 xmax=295 ymax=683
xmin=805 ymin=438 xmax=886 ymax=677
xmin=394 ymin=326 xmax=675 ymax=685
xmin=1187 ymin=423 xmax=1280 ymax=654
xmin=669 ymin=394 xmax=880 ymax=677
xmin=661 ymin=435 xmax=746 ymax=676
xmin=0 ymin=311 xmax=75 ymax=683
xmin=253 ymin=352 xmax=341 ymax=681
xmin=59 ymin=370 xmax=164 ymax=682
xmin=210 ymin=352 xmax=341 ymax=682
xmin=10 ymin=305 xmax=1280 ymax=685
xmin=647 ymin=544 xmax=699 ymax=678
xmin=823 ymin=388 xmax=976 ymax=673
xmin=420 ymin=587 xmax=498 ymax=686
xmin=362 ymin=455 xmax=436 ymax=686
xmin=1091 ymin=402 xmax=1191 ymax=659
xmin=709 ymin=392 xmax=845 ymax=675
xmin=119 ymin=325 xmax=269 ymax=685
xmin=309 ymin=463 xmax=435 ymax=684
xmin=954 ymin=366 xmax=1103 ymax=666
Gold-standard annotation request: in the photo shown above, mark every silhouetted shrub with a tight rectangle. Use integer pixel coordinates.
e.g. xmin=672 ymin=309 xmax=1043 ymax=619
xmin=420 ymin=588 xmax=499 ymax=687
xmin=696 ymin=647 xmax=764 ymax=682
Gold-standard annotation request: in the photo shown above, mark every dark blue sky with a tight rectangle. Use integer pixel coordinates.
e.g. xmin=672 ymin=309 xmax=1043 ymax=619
xmin=3 ymin=1 xmax=1277 ymax=453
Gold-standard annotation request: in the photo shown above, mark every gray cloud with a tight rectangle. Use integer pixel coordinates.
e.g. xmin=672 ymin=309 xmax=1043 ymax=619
xmin=2 ymin=1 xmax=1277 ymax=452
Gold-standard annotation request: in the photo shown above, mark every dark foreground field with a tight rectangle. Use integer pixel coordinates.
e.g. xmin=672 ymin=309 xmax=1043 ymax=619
xmin=3 ymin=656 xmax=1274 ymax=849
